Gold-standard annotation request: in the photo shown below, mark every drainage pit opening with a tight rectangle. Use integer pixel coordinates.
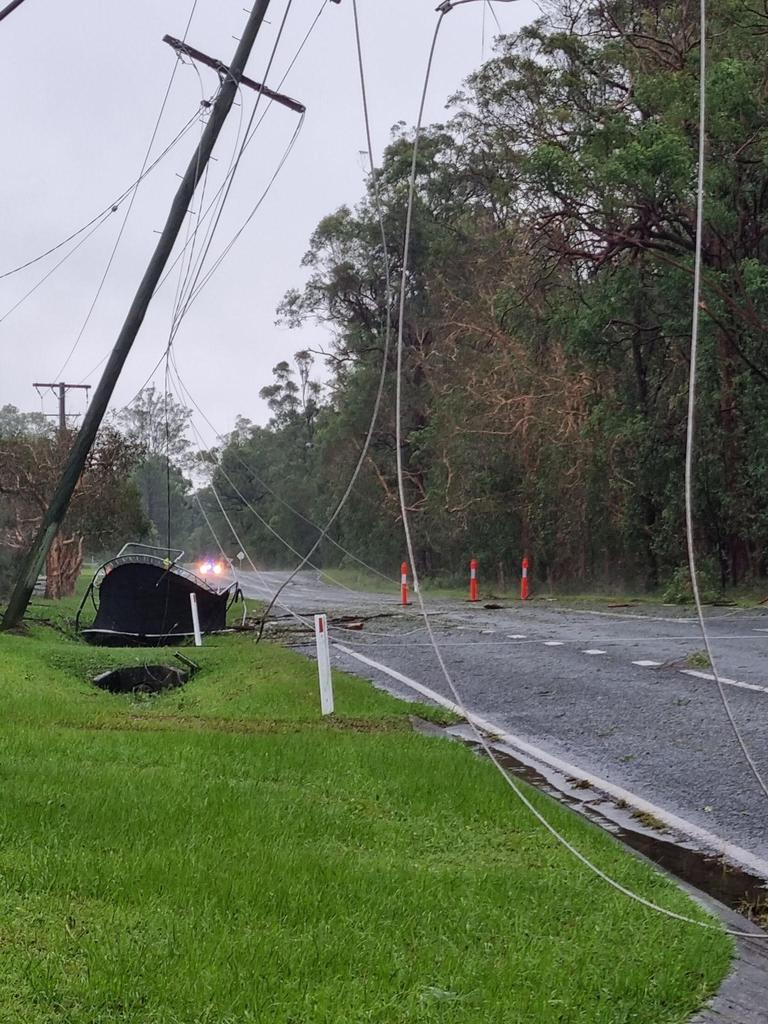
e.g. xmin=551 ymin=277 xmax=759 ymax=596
xmin=93 ymin=665 xmax=189 ymax=695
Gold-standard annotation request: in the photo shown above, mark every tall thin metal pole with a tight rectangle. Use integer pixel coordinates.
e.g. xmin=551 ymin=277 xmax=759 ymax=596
xmin=2 ymin=0 xmax=274 ymax=630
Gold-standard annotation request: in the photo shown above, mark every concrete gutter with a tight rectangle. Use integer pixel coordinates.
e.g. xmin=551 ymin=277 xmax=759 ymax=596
xmin=411 ymin=717 xmax=768 ymax=1024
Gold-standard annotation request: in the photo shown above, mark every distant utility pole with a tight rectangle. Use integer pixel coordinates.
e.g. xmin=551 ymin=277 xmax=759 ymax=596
xmin=33 ymin=382 xmax=91 ymax=435
xmin=1 ymin=0 xmax=276 ymax=631
xmin=0 ymin=0 xmax=30 ymax=24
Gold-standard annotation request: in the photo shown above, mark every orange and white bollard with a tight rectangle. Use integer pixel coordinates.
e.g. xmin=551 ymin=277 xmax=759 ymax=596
xmin=521 ymin=556 xmax=530 ymax=601
xmin=469 ymin=558 xmax=479 ymax=602
xmin=400 ymin=562 xmax=409 ymax=606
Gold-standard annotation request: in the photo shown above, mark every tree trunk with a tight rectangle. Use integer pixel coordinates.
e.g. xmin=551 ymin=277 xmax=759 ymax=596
xmin=45 ymin=533 xmax=84 ymax=598
xmin=718 ymin=333 xmax=742 ymax=584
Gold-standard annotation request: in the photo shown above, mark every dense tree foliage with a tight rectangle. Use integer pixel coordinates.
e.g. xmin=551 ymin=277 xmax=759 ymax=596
xmin=195 ymin=354 xmax=325 ymax=565
xmin=116 ymin=387 xmax=200 ymax=554
xmin=200 ymin=1 xmax=768 ymax=588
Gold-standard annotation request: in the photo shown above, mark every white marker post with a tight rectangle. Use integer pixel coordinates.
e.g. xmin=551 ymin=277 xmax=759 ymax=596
xmin=314 ymin=613 xmax=334 ymax=716
xmin=189 ymin=593 xmax=203 ymax=647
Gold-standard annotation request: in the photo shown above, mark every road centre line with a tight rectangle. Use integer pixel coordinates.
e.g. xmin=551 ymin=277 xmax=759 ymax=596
xmin=567 ymin=608 xmax=765 ymax=623
xmin=329 ymin=635 xmax=768 ymax=698
xmin=567 ymin=608 xmax=699 ymax=623
xmin=327 ymin=633 xmax=768 ymax=648
xmin=333 ymin=643 xmax=768 ymax=880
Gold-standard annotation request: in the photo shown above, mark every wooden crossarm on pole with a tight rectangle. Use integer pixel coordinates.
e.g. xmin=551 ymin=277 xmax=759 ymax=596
xmin=163 ymin=35 xmax=306 ymax=114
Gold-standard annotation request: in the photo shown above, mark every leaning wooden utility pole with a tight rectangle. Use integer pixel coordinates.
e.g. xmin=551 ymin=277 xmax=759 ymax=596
xmin=2 ymin=0 xmax=274 ymax=630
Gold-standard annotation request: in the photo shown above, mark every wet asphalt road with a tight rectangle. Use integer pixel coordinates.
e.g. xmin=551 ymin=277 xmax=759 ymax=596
xmin=238 ymin=570 xmax=768 ymax=864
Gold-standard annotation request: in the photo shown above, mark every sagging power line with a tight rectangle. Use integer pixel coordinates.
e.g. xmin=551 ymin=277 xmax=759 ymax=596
xmin=2 ymin=0 xmax=283 ymax=630
xmin=77 ymin=0 xmax=330 ymax=392
xmin=0 ymin=0 xmax=30 ymax=24
xmin=53 ymin=0 xmax=206 ymax=383
xmin=381 ymin=0 xmax=768 ymax=939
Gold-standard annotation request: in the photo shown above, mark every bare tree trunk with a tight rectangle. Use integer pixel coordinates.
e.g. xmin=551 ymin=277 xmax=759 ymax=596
xmin=718 ymin=333 xmax=742 ymax=585
xmin=45 ymin=533 xmax=84 ymax=599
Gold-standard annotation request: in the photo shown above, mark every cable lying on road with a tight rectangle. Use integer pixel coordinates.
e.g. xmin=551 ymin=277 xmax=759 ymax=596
xmin=333 ymin=641 xmax=768 ymax=884
xmin=682 ymin=0 xmax=768 ymax=804
xmin=386 ymin=0 xmax=767 ymax=938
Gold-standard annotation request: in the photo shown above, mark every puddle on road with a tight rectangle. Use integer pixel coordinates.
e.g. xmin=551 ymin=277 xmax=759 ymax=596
xmin=441 ymin=725 xmax=768 ymax=921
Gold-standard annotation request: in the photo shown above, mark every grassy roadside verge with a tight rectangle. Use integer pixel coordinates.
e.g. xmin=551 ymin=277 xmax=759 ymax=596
xmin=319 ymin=567 xmax=470 ymax=601
xmin=318 ymin=566 xmax=768 ymax=609
xmin=0 ymin=619 xmax=732 ymax=1022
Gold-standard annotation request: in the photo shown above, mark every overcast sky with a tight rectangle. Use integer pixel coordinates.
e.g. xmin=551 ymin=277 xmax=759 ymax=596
xmin=0 ymin=0 xmax=540 ymax=445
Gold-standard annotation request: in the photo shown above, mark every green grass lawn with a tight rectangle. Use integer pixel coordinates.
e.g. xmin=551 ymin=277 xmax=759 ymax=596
xmin=0 ymin=616 xmax=732 ymax=1023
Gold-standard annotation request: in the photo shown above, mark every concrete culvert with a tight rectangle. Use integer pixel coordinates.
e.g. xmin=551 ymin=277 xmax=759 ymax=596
xmin=93 ymin=665 xmax=190 ymax=695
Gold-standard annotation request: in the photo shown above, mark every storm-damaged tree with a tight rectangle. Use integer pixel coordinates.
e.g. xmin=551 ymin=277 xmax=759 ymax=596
xmin=269 ymin=0 xmax=768 ymax=588
xmin=0 ymin=427 xmax=148 ymax=598
xmin=452 ymin=0 xmax=768 ymax=583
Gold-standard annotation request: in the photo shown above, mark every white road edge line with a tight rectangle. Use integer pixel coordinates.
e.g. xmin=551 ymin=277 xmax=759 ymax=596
xmin=334 ymin=642 xmax=768 ymax=881
xmin=681 ymin=669 xmax=768 ymax=696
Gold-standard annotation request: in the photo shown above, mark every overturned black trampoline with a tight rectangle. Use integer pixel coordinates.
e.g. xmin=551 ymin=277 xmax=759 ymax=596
xmin=77 ymin=544 xmax=241 ymax=647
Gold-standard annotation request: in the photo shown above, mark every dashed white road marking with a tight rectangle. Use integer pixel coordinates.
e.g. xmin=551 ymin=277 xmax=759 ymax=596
xmin=568 ymin=608 xmax=698 ymax=623
xmin=543 ymin=641 xmax=564 ymax=647
xmin=681 ymin=669 xmax=768 ymax=696
xmin=333 ymin=643 xmax=768 ymax=880
xmin=506 ymin=634 xmax=527 ymax=639
xmin=583 ymin=649 xmax=606 ymax=656
xmin=633 ymin=660 xmax=662 ymax=667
